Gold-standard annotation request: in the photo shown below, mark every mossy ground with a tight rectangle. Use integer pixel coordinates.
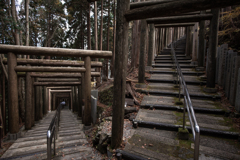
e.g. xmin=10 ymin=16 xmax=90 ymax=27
xmin=128 ymin=133 xmax=194 ymax=159
xmin=98 ymin=86 xmax=113 ymax=106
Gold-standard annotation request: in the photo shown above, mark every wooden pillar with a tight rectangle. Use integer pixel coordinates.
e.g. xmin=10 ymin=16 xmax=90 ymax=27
xmin=163 ymin=28 xmax=167 ymax=48
xmin=185 ymin=26 xmax=191 ymax=56
xmin=31 ymin=78 xmax=35 ymax=126
xmin=25 ymin=71 xmax=32 ymax=130
xmin=161 ymin=28 xmax=164 ymax=50
xmin=138 ymin=19 xmax=147 ymax=83
xmin=52 ymin=93 xmax=56 ymax=110
xmin=192 ymin=23 xmax=199 ymax=62
xmin=70 ymin=92 xmax=72 ymax=110
xmin=84 ymin=56 xmax=91 ymax=126
xmin=43 ymin=86 xmax=47 ymax=115
xmin=74 ymin=86 xmax=78 ymax=112
xmin=0 ymin=68 xmax=4 ymax=137
xmin=35 ymin=85 xmax=40 ymax=121
xmin=147 ymin=24 xmax=154 ymax=66
xmin=168 ymin=28 xmax=172 ymax=45
xmin=72 ymin=86 xmax=75 ymax=112
xmin=78 ymin=84 xmax=82 ymax=118
xmin=81 ymin=74 xmax=85 ymax=107
xmin=39 ymin=86 xmax=43 ymax=119
xmin=207 ymin=9 xmax=220 ymax=88
xmin=172 ymin=27 xmax=175 ymax=42
xmin=111 ymin=0 xmax=129 ymax=149
xmin=198 ymin=11 xmax=206 ymax=67
xmin=2 ymin=72 xmax=6 ymax=134
xmin=48 ymin=89 xmax=51 ymax=111
xmin=7 ymin=52 xmax=19 ymax=134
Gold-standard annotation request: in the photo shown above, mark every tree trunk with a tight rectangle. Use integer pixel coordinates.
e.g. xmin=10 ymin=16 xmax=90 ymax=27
xmin=138 ymin=19 xmax=147 ymax=83
xmin=94 ymin=1 xmax=98 ymax=51
xmin=94 ymin=1 xmax=101 ymax=86
xmin=111 ymin=0 xmax=116 ymax=77
xmin=111 ymin=0 xmax=129 ymax=149
xmin=147 ymin=24 xmax=154 ymax=66
xmin=131 ymin=20 xmax=137 ymax=68
xmin=207 ymin=9 xmax=220 ymax=88
xmin=100 ymin=0 xmax=103 ymax=51
xmin=105 ymin=0 xmax=111 ymax=80
xmin=11 ymin=0 xmax=20 ymax=45
xmin=87 ymin=3 xmax=91 ymax=50
xmin=198 ymin=11 xmax=206 ymax=67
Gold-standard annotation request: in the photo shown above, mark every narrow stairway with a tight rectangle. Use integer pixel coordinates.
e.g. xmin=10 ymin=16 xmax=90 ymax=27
xmin=1 ymin=107 xmax=99 ymax=160
xmin=122 ymin=40 xmax=240 ymax=160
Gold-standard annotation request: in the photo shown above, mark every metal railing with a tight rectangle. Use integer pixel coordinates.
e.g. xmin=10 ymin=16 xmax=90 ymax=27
xmin=47 ymin=104 xmax=61 ymax=160
xmin=171 ymin=41 xmax=200 ymax=160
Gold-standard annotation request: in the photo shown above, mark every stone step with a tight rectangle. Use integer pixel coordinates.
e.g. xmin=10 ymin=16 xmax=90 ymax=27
xmin=192 ymin=144 xmax=240 ymax=160
xmin=155 ymin=60 xmax=191 ymax=64
xmin=154 ymin=57 xmax=191 ymax=60
xmin=124 ymin=128 xmax=190 ymax=159
xmin=2 ymin=145 xmax=93 ymax=160
xmin=152 ymin=64 xmax=197 ymax=68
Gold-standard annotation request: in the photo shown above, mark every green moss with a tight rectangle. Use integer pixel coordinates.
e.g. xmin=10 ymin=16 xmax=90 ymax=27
xmin=128 ymin=134 xmax=194 ymax=159
xmin=223 ymin=116 xmax=239 ymax=132
xmin=174 ymin=112 xmax=184 ymax=125
xmin=98 ymin=86 xmax=113 ymax=106
xmin=178 ymin=139 xmax=192 ymax=149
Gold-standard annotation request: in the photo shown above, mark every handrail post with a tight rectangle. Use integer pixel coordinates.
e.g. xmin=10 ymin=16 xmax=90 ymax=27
xmin=178 ymin=76 xmax=181 ymax=101
xmin=183 ymin=95 xmax=186 ymax=129
xmin=47 ymin=131 xmax=51 ymax=160
xmin=194 ymin=130 xmax=200 ymax=160
xmin=54 ymin=132 xmax=56 ymax=155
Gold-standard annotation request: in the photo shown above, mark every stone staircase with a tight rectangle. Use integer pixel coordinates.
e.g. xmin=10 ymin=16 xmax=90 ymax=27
xmin=1 ymin=108 xmax=98 ymax=160
xmin=122 ymin=42 xmax=240 ymax=160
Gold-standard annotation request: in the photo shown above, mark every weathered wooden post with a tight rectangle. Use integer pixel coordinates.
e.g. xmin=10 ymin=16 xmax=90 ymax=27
xmin=71 ymin=87 xmax=74 ymax=111
xmin=48 ymin=88 xmax=51 ymax=111
xmin=7 ymin=52 xmax=19 ymax=137
xmin=2 ymin=72 xmax=6 ymax=134
xmin=164 ymin=28 xmax=167 ymax=48
xmin=84 ymin=56 xmax=91 ymax=126
xmin=207 ymin=9 xmax=220 ymax=88
xmin=147 ymin=24 xmax=154 ymax=66
xmin=138 ymin=19 xmax=147 ymax=83
xmin=81 ymin=73 xmax=85 ymax=116
xmin=52 ymin=93 xmax=56 ymax=110
xmin=31 ymin=77 xmax=35 ymax=126
xmin=70 ymin=91 xmax=72 ymax=110
xmin=111 ymin=0 xmax=129 ymax=149
xmin=78 ymin=84 xmax=82 ymax=118
xmin=72 ymin=86 xmax=76 ymax=112
xmin=74 ymin=86 xmax=78 ymax=112
xmin=35 ymin=83 xmax=40 ymax=121
xmin=39 ymin=86 xmax=43 ymax=119
xmin=198 ymin=11 xmax=206 ymax=67
xmin=192 ymin=23 xmax=198 ymax=63
xmin=25 ymin=71 xmax=32 ymax=130
xmin=43 ymin=86 xmax=47 ymax=115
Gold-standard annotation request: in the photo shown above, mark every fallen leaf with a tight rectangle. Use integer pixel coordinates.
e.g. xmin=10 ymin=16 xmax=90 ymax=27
xmin=148 ymin=144 xmax=153 ymax=147
xmin=142 ymin=146 xmax=145 ymax=148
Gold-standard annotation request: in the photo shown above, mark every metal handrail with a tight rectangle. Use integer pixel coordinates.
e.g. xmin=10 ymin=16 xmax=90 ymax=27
xmin=170 ymin=41 xmax=200 ymax=160
xmin=47 ymin=104 xmax=62 ymax=160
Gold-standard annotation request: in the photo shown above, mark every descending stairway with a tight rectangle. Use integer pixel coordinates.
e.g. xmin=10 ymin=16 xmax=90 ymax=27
xmin=1 ymin=108 xmax=98 ymax=160
xmin=122 ymin=41 xmax=240 ymax=160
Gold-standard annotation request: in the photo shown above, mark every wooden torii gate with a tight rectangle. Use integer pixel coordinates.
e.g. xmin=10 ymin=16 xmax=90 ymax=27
xmin=0 ymin=44 xmax=111 ymax=139
xmin=112 ymin=0 xmax=240 ymax=149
